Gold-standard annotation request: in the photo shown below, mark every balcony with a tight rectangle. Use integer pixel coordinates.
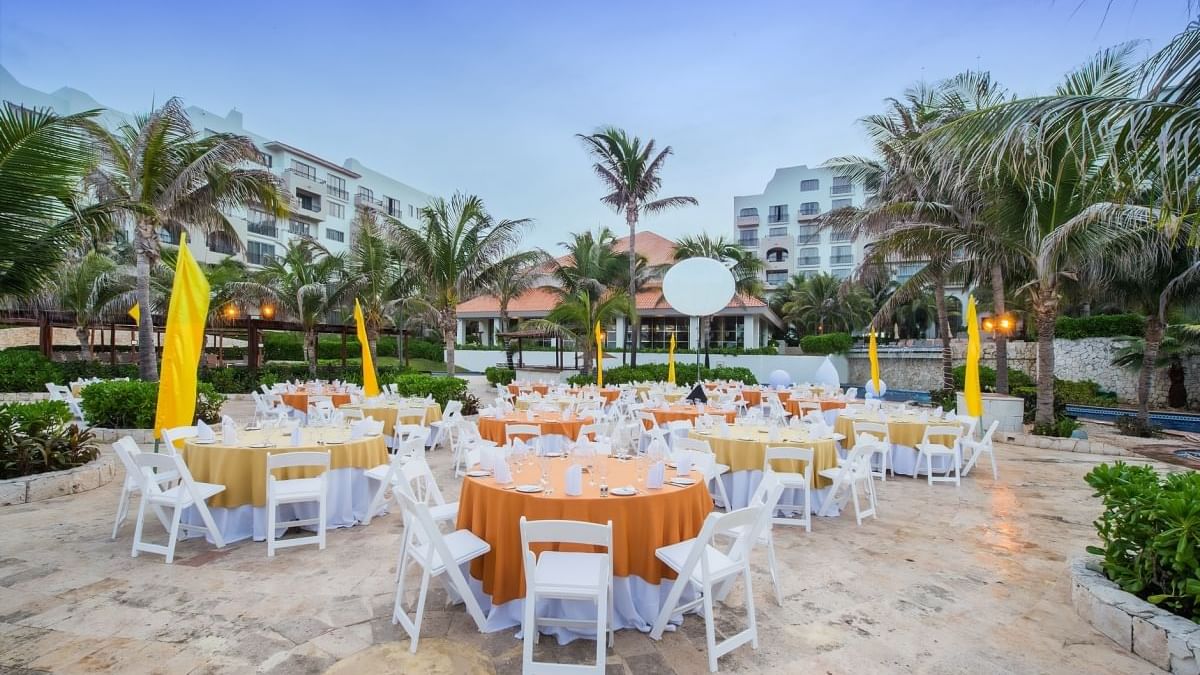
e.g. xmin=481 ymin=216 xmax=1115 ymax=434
xmin=737 ymin=238 xmax=759 ymax=248
xmin=326 ymin=185 xmax=349 ymax=201
xmin=287 ymin=220 xmax=311 ymax=237
xmin=246 ymin=252 xmax=275 ymax=266
xmin=831 ymin=184 xmax=853 ymax=196
xmin=831 ymin=255 xmax=854 ymax=265
xmin=285 ymin=167 xmax=325 ymax=196
xmin=796 ymin=256 xmax=821 ymax=267
xmin=247 ymin=220 xmax=278 ymax=238
xmin=736 ymin=215 xmax=760 ymax=227
xmin=290 ymin=193 xmax=325 ymax=222
xmin=355 ymin=192 xmax=384 ymax=211
xmin=206 ymin=235 xmax=235 ymax=255
xmin=796 ymin=207 xmax=821 ymax=221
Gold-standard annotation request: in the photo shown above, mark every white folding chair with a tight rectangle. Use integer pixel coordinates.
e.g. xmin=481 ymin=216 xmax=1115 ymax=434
xmin=961 ymin=420 xmax=1000 ymax=479
xmin=130 ymin=452 xmax=226 ymax=564
xmin=110 ymin=436 xmax=176 ymax=540
xmin=763 ymin=446 xmax=813 ymax=532
xmin=915 ymin=424 xmax=965 ymax=486
xmin=817 ymin=443 xmax=877 ymax=524
xmin=720 ymin=472 xmax=787 ymax=605
xmin=853 ymin=421 xmax=892 ymax=481
xmin=365 ymin=436 xmax=441 ymax=525
xmin=159 ymin=425 xmax=197 ymax=455
xmin=649 ymin=504 xmax=772 ymax=672
xmin=392 ymin=492 xmax=490 ymax=653
xmin=45 ymin=383 xmax=85 ymax=420
xmin=520 ymin=518 xmax=614 ymax=674
xmin=506 ymin=423 xmax=542 ymax=447
xmin=673 ymin=436 xmax=732 ymax=511
xmin=265 ymin=451 xmax=330 ymax=557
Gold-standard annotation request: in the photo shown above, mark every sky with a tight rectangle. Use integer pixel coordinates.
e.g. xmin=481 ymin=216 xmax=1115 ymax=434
xmin=0 ymin=0 xmax=1187 ymax=250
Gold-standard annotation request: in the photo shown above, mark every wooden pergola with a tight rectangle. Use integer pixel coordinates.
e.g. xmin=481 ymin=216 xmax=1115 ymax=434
xmin=496 ymin=329 xmax=579 ymax=370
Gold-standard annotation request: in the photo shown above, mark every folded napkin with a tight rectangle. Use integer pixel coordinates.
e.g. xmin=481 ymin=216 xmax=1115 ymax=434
xmin=675 ymin=453 xmax=694 ymax=477
xmin=565 ymin=464 xmax=583 ymax=496
xmin=767 ymin=425 xmax=781 ymax=442
xmin=716 ymin=419 xmax=733 ymax=438
xmin=330 ymin=411 xmax=345 ymax=428
xmin=349 ymin=420 xmax=366 ymax=441
xmin=857 ymin=432 xmax=882 ymax=447
xmin=494 ymin=459 xmax=513 ymax=484
xmin=291 ymin=425 xmax=302 ymax=447
xmin=196 ymin=420 xmax=215 ymax=442
xmin=222 ymin=418 xmax=238 ymax=445
xmin=646 ymin=461 xmax=665 ymax=489
xmin=480 ymin=446 xmax=496 ymax=471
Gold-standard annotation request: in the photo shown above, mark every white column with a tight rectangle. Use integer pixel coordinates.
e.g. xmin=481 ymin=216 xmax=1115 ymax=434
xmin=743 ymin=315 xmax=756 ymax=349
xmin=491 ymin=318 xmax=502 ymax=346
xmin=615 ymin=317 xmax=626 ymax=348
xmin=688 ymin=316 xmax=700 ymax=350
xmin=456 ymin=319 xmax=465 ymax=344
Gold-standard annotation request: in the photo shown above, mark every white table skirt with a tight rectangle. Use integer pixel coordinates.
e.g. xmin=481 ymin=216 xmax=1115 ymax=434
xmin=889 ymin=444 xmax=960 ymax=477
xmin=462 ymin=573 xmax=699 ymax=643
xmin=182 ymin=467 xmax=375 ymax=543
xmin=717 ymin=469 xmax=838 ymax=516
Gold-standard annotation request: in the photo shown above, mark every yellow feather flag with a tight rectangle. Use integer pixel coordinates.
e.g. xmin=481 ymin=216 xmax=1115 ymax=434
xmin=965 ymin=296 xmax=983 ymax=418
xmin=868 ymin=326 xmax=881 ymax=396
xmin=153 ymin=234 xmax=209 ymax=441
xmin=354 ymin=299 xmax=380 ymax=398
xmin=594 ymin=321 xmax=604 ymax=388
xmin=667 ymin=332 xmax=677 ymax=385
xmin=128 ymin=303 xmax=140 ymax=324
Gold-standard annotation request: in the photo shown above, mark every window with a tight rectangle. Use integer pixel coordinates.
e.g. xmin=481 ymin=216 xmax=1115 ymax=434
xmin=738 ymin=231 xmax=759 ymax=248
xmin=290 ymin=160 xmax=316 ymax=181
xmin=831 ymin=198 xmax=852 ymax=210
xmin=159 ymin=224 xmax=181 ymax=245
xmin=247 ymin=240 xmax=276 ymax=266
xmin=796 ymin=247 xmax=820 ymax=266
xmin=326 ymin=175 xmax=348 ymax=200
xmin=358 ymin=186 xmax=374 ymax=200
xmin=387 ymin=197 xmax=404 ymax=218
xmin=767 ymin=204 xmax=789 ymax=223
xmin=328 ymin=201 xmax=345 ymax=219
xmin=831 ymin=225 xmax=852 ymax=242
xmin=325 ymin=228 xmax=345 ymax=242
xmin=254 ymin=150 xmax=272 ymax=167
xmin=831 ymin=175 xmax=853 ymax=195
xmin=296 ymin=191 xmax=320 ymax=212
xmin=831 ymin=244 xmax=853 ymax=265
xmin=895 ymin=262 xmax=924 ymax=281
xmin=831 ymin=267 xmax=852 ymax=280
xmin=707 ymin=316 xmax=744 ymax=349
xmin=288 ymin=219 xmax=310 ymax=237
xmin=765 ymin=247 xmax=789 ymax=263
xmin=738 ymin=207 xmax=759 ymax=217
xmin=796 ymin=223 xmax=819 ymax=244
xmin=247 ymin=208 xmax=277 ymax=237
xmin=637 ymin=317 xmax=689 ymax=350
xmin=800 ymin=179 xmax=819 ymax=191
xmin=768 ymin=226 xmax=789 ymax=238
xmin=766 ymin=270 xmax=788 ymax=285
xmin=206 ymin=232 xmax=235 ymax=255
xmin=798 ymin=202 xmax=820 ymax=216
xmin=409 ymin=204 xmax=415 ymax=217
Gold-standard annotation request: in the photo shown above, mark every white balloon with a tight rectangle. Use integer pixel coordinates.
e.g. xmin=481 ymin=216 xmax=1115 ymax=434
xmin=865 ymin=379 xmax=887 ymax=398
xmin=767 ymin=369 xmax=791 ymax=388
xmin=814 ymin=356 xmax=840 ymax=390
xmin=662 ymin=258 xmax=736 ymax=317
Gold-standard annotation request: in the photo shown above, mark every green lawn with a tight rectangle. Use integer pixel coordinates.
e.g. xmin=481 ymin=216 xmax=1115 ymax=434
xmin=317 ymin=356 xmax=454 ymax=373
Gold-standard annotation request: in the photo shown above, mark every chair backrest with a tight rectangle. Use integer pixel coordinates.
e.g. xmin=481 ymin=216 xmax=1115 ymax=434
xmin=690 ymin=505 xmax=768 ymax=578
xmin=113 ymin=435 xmax=143 ymax=481
xmin=133 ymin=452 xmax=196 ymax=503
xmin=673 ymin=436 xmax=713 ymax=456
xmin=797 ymin=402 xmax=821 ymax=413
xmin=853 ymin=421 xmax=890 ymax=442
xmin=922 ymin=424 xmax=964 ymax=446
xmin=342 ymin=407 xmax=364 ymax=421
xmin=979 ymin=419 xmax=1000 ymax=446
xmin=506 ymin=423 xmax=541 ymax=440
xmin=394 ymin=424 xmax=429 ymax=445
xmin=400 ymin=457 xmax=448 ymax=506
xmin=845 ymin=387 xmax=858 ymax=399
xmin=160 ymin=426 xmax=197 ymax=453
xmin=520 ymin=516 xmax=613 ymax=587
xmin=577 ymin=423 xmax=602 ymax=442
xmin=763 ymin=446 xmax=814 ymax=480
xmin=266 ymin=450 xmax=331 ymax=478
xmin=444 ymin=400 xmax=464 ymax=421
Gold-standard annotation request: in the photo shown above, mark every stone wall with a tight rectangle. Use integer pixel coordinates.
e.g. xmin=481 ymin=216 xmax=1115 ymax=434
xmin=847 ymin=337 xmax=1200 ymax=408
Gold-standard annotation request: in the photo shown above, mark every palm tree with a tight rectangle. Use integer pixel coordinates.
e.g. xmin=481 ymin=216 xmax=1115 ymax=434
xmin=779 ymin=273 xmax=872 ymax=335
xmin=553 ymin=228 xmax=626 ymax=300
xmin=527 ymin=290 xmax=631 ymax=376
xmin=229 ymin=238 xmax=343 ymax=376
xmin=88 ymin=98 xmax=286 ymax=380
xmin=672 ymin=233 xmax=764 ymax=366
xmin=395 ymin=193 xmax=538 ymax=375
xmin=0 ymin=106 xmax=116 ymax=300
xmin=39 ymin=251 xmax=134 ymax=359
xmin=484 ymin=255 xmax=545 ymax=369
xmin=578 ymin=127 xmax=697 ymax=366
xmin=340 ymin=210 xmax=410 ymax=364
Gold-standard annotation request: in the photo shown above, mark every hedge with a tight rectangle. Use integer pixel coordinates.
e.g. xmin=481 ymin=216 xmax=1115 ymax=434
xmin=262 ymin=332 xmax=444 ymax=362
xmin=383 ymin=374 xmax=477 ymax=414
xmin=0 ymin=401 xmax=97 ymax=480
xmin=485 ymin=366 xmax=516 ymax=386
xmin=565 ymin=364 xmax=757 ymax=387
xmin=1055 ymin=313 xmax=1145 ymax=339
xmin=799 ymin=333 xmax=853 ymax=355
xmin=80 ymin=380 xmax=227 ymax=428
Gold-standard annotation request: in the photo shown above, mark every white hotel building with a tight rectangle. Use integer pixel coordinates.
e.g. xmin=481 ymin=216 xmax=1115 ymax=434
xmin=733 ymin=164 xmax=872 ymax=293
xmin=0 ymin=66 xmax=434 ymax=267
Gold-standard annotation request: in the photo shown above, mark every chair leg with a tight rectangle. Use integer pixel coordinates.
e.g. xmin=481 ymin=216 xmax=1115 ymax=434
xmin=702 ymin=582 xmax=718 ymax=673
xmin=165 ymin=506 xmax=182 ymax=564
xmin=522 ymin=588 xmax=536 ymax=670
xmin=318 ymin=489 xmax=328 ymax=550
xmin=595 ymin=589 xmax=607 ymax=672
xmin=767 ymin=533 xmax=782 ymax=606
xmin=267 ymin=498 xmax=276 ymax=557
xmin=744 ymin=564 xmax=759 ymax=649
xmin=111 ymin=486 xmax=131 ymax=540
xmin=989 ymin=451 xmax=998 ymax=480
xmin=131 ymin=494 xmax=148 ymax=558
xmin=409 ymin=569 xmax=431 ymax=653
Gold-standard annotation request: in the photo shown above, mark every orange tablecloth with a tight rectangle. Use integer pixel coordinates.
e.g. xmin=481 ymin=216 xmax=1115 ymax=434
xmin=457 ymin=456 xmax=712 ymax=604
xmin=643 ymin=406 xmax=737 ymax=429
xmin=508 ymin=383 xmax=551 ymax=396
xmin=740 ymin=390 xmax=762 ymax=407
xmin=280 ymin=391 xmax=352 ymax=412
xmin=785 ymin=399 xmax=846 ymax=416
xmin=567 ymin=387 xmax=620 ymax=403
xmin=478 ymin=412 xmax=593 ymax=444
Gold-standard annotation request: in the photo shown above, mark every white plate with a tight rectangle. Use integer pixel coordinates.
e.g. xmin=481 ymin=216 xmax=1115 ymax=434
xmin=248 ymin=442 xmax=271 ymax=449
xmin=739 ymin=436 xmax=756 ymax=441
xmin=192 ymin=439 xmax=216 ymax=445
xmin=515 ymin=484 xmax=543 ymax=493
xmin=245 ymin=426 xmax=262 ymax=432
xmin=669 ymin=477 xmax=696 ymax=486
xmin=542 ymin=452 xmax=563 ymax=458
xmin=466 ymin=470 xmax=491 ymax=478
xmin=611 ymin=487 xmax=637 ymax=496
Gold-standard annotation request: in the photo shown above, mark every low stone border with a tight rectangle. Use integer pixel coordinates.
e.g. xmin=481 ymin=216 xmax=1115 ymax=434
xmin=0 ymin=392 xmax=51 ymax=403
xmin=999 ymin=431 xmax=1129 ymax=456
xmin=0 ymin=448 xmax=116 ymax=506
xmin=89 ymin=427 xmax=155 ymax=443
xmin=1070 ymin=557 xmax=1199 ymax=673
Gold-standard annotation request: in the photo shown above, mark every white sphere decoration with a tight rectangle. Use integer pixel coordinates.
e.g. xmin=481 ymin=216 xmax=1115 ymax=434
xmin=767 ymin=369 xmax=791 ymax=388
xmin=814 ymin=356 xmax=841 ymax=390
xmin=865 ymin=379 xmax=887 ymax=398
xmin=662 ymin=258 xmax=736 ymax=317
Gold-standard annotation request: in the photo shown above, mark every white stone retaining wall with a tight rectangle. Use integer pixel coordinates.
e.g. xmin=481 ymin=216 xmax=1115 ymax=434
xmin=997 ymin=431 xmax=1129 ymax=456
xmin=1070 ymin=557 xmax=1199 ymax=673
xmin=0 ymin=448 xmax=116 ymax=506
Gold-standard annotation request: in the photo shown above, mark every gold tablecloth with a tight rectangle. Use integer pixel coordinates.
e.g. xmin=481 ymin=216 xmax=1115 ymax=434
xmin=342 ymin=402 xmax=442 ymax=436
xmin=458 ymin=456 xmax=712 ymax=604
xmin=181 ymin=428 xmax=388 ymax=509
xmin=515 ymin=397 xmax=575 ymax=412
xmin=835 ymin=414 xmax=964 ymax=448
xmin=690 ymin=426 xmax=838 ymax=488
xmin=478 ymin=412 xmax=593 ymax=444
xmin=644 ymin=406 xmax=737 ymax=428
xmin=508 ymin=383 xmax=550 ymax=396
xmin=785 ymin=398 xmax=847 ymax=416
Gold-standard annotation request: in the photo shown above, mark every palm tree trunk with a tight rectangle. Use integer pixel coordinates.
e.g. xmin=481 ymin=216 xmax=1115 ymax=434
xmin=626 ymin=207 xmax=639 ymax=368
xmin=702 ymin=316 xmax=711 ymax=369
xmin=933 ymin=277 xmax=953 ymax=394
xmin=1136 ymin=315 xmax=1164 ymax=424
xmin=366 ymin=325 xmax=379 ymax=367
xmin=76 ymin=327 xmax=93 ymax=361
xmin=442 ymin=313 xmax=456 ymax=375
xmin=135 ymin=247 xmax=157 ymax=381
xmin=990 ymin=264 xmax=1009 ymax=395
xmin=305 ymin=328 xmax=318 ymax=377
xmin=1034 ymin=288 xmax=1058 ymax=427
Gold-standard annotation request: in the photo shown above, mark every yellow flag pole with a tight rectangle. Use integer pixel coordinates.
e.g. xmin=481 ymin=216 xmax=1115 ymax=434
xmin=667 ymin=333 xmax=676 ymax=385
xmin=354 ymin=299 xmax=380 ymax=398
xmin=153 ymin=233 xmax=209 ymax=444
xmin=594 ymin=321 xmax=604 ymax=388
xmin=869 ymin=325 xmax=881 ymax=396
xmin=965 ymin=296 xmax=983 ymax=419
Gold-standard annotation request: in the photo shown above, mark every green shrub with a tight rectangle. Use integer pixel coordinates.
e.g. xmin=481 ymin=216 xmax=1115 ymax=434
xmin=1114 ymin=415 xmax=1163 ymax=438
xmin=1032 ymin=416 xmax=1080 ymax=437
xmin=0 ymin=400 xmax=72 ymax=435
xmin=385 ymin=374 xmax=469 ymax=409
xmin=485 ymin=366 xmax=516 ymax=386
xmin=565 ymin=364 xmax=757 ymax=387
xmin=951 ymin=365 xmax=1034 ymax=392
xmin=58 ymin=361 xmax=138 ymax=383
xmin=0 ymin=350 xmax=61 ymax=392
xmin=1055 ymin=313 xmax=1145 ymax=339
xmin=1009 ymin=377 xmax=1117 ymax=423
xmin=0 ymin=419 xmax=98 ymax=480
xmin=799 ymin=333 xmax=853 ymax=355
xmin=80 ymin=380 xmax=226 ymax=428
xmin=195 ymin=383 xmax=227 ymax=424
xmin=1084 ymin=462 xmax=1200 ymax=621
xmin=407 ymin=338 xmax=444 ymax=361
xmin=928 ymin=389 xmax=957 ymax=411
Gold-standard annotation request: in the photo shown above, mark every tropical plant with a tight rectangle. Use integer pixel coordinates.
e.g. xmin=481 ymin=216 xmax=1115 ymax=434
xmin=578 ymin=127 xmax=697 ymax=366
xmin=88 ymin=97 xmax=286 ymax=380
xmin=394 ymin=193 xmax=538 ymax=374
xmin=526 ymin=289 xmax=631 ymax=376
xmin=37 ymin=251 xmax=133 ymax=359
xmin=1113 ymin=324 xmax=1200 ymax=411
xmin=484 ymin=254 xmax=545 ymax=369
xmin=0 ymin=106 xmax=116 ymax=300
xmin=777 ymin=273 xmax=872 ymax=335
xmin=672 ymin=232 xmax=764 ymax=366
xmin=228 ymin=238 xmax=343 ymax=375
xmin=340 ymin=210 xmax=416 ymax=364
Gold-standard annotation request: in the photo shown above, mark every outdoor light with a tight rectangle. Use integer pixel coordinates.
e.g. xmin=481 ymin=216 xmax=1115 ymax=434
xmin=224 ymin=305 xmax=238 ymax=319
xmin=261 ymin=304 xmax=275 ymax=319
xmin=998 ymin=316 xmax=1013 ymax=332
xmin=982 ymin=317 xmax=995 ymax=332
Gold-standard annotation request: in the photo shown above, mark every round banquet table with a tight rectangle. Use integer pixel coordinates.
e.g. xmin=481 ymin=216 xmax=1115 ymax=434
xmin=566 ymin=387 xmax=620 ymax=403
xmin=690 ymin=424 xmax=840 ymax=515
xmin=508 ymin=383 xmax=550 ymax=396
xmin=478 ymin=412 xmax=593 ymax=452
xmin=514 ymin=396 xmax=576 ymax=412
xmin=457 ymin=456 xmax=712 ymax=637
xmin=642 ymin=405 xmax=737 ymax=429
xmin=280 ymin=391 xmax=352 ymax=412
xmin=835 ymin=413 xmax=967 ymax=476
xmin=342 ymin=401 xmax=442 ymax=436
xmin=180 ymin=427 xmax=387 ymax=542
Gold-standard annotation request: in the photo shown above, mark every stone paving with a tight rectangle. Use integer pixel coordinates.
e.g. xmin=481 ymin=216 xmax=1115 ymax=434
xmin=0 ymin=397 xmax=1180 ymax=673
